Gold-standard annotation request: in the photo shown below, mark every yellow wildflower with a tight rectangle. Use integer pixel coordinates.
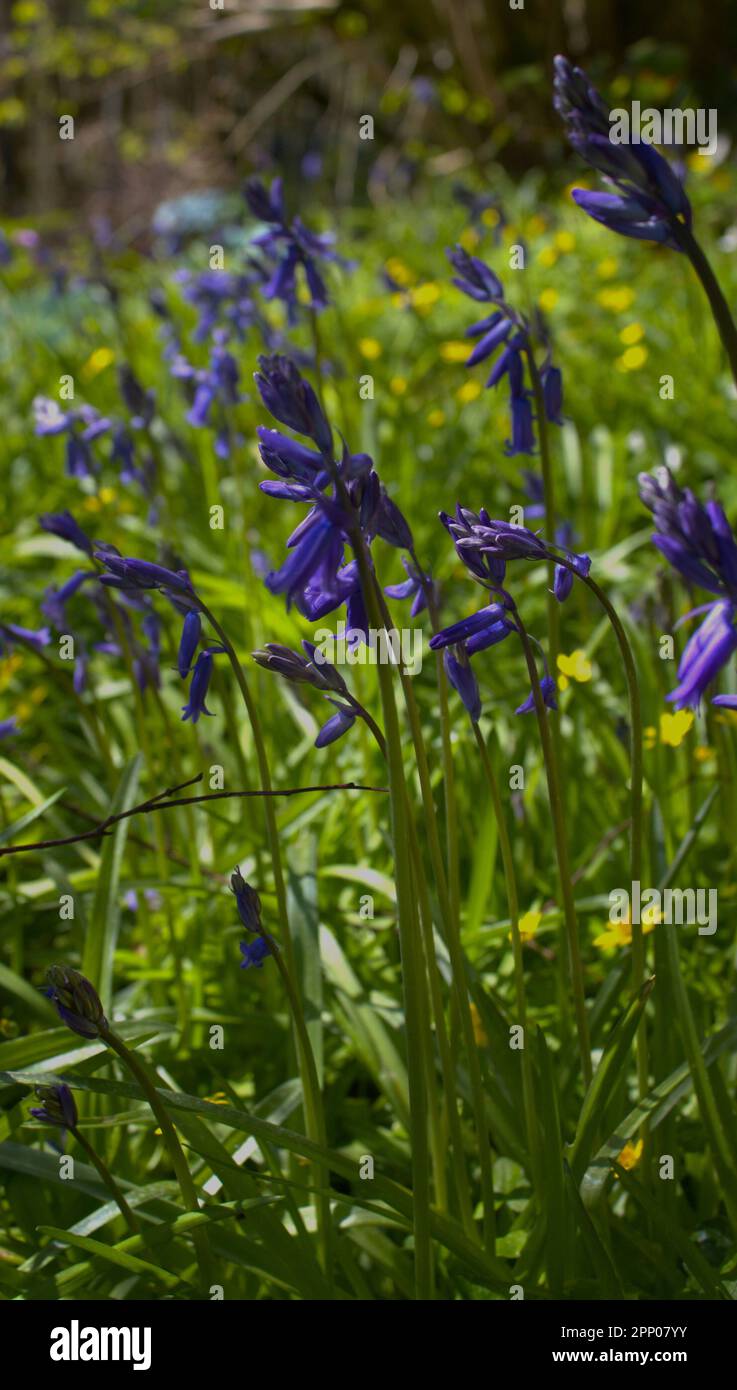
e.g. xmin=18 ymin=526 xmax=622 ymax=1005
xmin=557 ymin=650 xmax=593 ymax=683
xmin=456 ymin=380 xmax=481 ymax=404
xmin=427 ymin=409 xmax=445 ymax=428
xmin=358 ymin=337 xmax=382 ymax=360
xmin=616 ymin=344 xmax=648 ymax=372
xmin=80 ymin=346 xmax=115 ymax=382
xmin=617 ymin=1137 xmax=644 ymax=1171
xmin=597 ymin=286 xmax=636 ymax=312
xmin=659 ymin=710 xmax=694 ymax=747
xmin=538 ymin=288 xmax=559 ymax=313
xmin=440 ymin=340 xmax=471 ymax=363
xmin=620 ymin=322 xmax=644 ymax=345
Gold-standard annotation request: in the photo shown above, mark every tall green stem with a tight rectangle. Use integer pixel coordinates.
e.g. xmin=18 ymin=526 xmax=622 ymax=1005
xmin=673 ymin=222 xmax=737 ymax=393
xmin=71 ymin=1126 xmax=140 ymax=1235
xmin=102 ymin=1027 xmax=213 ymax=1287
xmin=513 ymin=609 xmax=592 ymax=1086
xmin=196 ymin=599 xmax=330 ymax=1270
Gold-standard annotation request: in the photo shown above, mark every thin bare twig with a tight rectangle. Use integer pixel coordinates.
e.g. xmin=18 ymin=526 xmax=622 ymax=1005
xmin=0 ymin=774 xmax=386 ymax=859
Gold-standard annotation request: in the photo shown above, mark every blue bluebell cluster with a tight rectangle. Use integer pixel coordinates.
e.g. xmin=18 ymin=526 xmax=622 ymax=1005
xmin=446 ymin=246 xmax=563 ymax=456
xmin=255 ymin=355 xmax=416 ymax=662
xmin=93 ymin=549 xmax=226 ymax=722
xmin=171 ymin=331 xmax=242 ymax=459
xmin=245 ymin=177 xmax=348 ymax=324
xmin=430 ymin=507 xmax=590 ymax=721
xmin=639 ymin=468 xmax=737 ymax=707
xmin=553 ymin=56 xmax=692 ymax=248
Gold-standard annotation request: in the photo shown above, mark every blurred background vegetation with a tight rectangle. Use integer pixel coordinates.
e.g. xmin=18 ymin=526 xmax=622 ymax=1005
xmin=1 ymin=0 xmax=735 ymax=234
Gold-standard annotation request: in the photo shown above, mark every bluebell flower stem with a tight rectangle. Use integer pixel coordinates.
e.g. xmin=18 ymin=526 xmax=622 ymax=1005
xmin=348 ymin=535 xmax=434 ymax=1298
xmin=554 ymin=557 xmax=648 ymax=1102
xmin=101 ymin=1027 xmax=214 ymax=1289
xmin=369 ymin=574 xmax=497 ymax=1252
xmin=360 ymin=701 xmax=477 ymax=1238
xmin=196 ymin=600 xmax=331 ymax=1274
xmin=472 ymin=723 xmax=543 ymax=1197
xmin=674 ymin=222 xmax=737 ymax=393
xmin=71 ymin=1126 xmax=140 ymax=1235
xmin=513 ymin=608 xmax=592 ymax=1086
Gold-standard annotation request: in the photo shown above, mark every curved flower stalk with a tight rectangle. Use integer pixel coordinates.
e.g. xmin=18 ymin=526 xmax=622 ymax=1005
xmin=231 ymin=870 xmax=331 ymax=1272
xmin=44 ymin=966 xmax=211 ymax=1281
xmin=554 ymin=55 xmax=737 ymax=390
xmin=639 ymin=467 xmax=737 ymax=708
xmin=30 ymin=1082 xmax=139 ymax=1235
xmin=252 ymin=640 xmax=385 ymax=751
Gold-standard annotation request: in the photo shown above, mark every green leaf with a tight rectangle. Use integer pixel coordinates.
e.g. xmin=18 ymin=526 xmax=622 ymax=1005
xmin=82 ymin=755 xmax=141 ymax=1007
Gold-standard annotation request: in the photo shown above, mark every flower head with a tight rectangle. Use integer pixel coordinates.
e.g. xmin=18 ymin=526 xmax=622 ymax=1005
xmin=553 ymin=54 xmax=691 ymax=248
xmin=30 ymin=1083 xmax=78 ymax=1129
xmin=45 ymin=965 xmax=108 ymax=1038
xmin=231 ymin=868 xmax=262 ymax=933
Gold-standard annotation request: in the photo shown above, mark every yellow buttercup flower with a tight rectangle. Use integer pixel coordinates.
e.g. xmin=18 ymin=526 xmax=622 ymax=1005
xmin=620 ymin=322 xmax=644 ymax=345
xmin=538 ymin=288 xmax=559 ymax=313
xmin=80 ymin=346 xmax=115 ymax=382
xmin=643 ymin=725 xmax=657 ymax=750
xmin=557 ymin=650 xmax=593 ymax=683
xmin=596 ymin=256 xmax=619 ymax=279
xmin=427 ymin=409 xmax=446 ymax=428
xmin=481 ymin=207 xmax=500 ymax=229
xmin=456 ymin=380 xmax=482 ymax=404
xmin=440 ymin=340 xmax=471 ymax=363
xmin=554 ymin=230 xmax=575 ymax=252
xmin=537 ymin=246 xmax=558 ymax=269
xmin=459 ymin=227 xmax=479 ymax=252
xmin=597 ymin=286 xmax=636 ymax=312
xmin=358 ymin=337 xmax=382 ymax=360
xmin=659 ymin=710 xmax=694 ymax=747
xmin=616 ymin=344 xmax=648 ymax=372
xmin=410 ymin=282 xmax=441 ymax=313
xmin=384 ymin=256 xmax=415 ymax=288
xmin=517 ymin=910 xmax=542 ymax=943
xmin=616 ymin=1137 xmax=644 ymax=1171
xmin=389 ymin=376 xmax=408 ymax=396
xmin=594 ymin=908 xmax=659 ymax=951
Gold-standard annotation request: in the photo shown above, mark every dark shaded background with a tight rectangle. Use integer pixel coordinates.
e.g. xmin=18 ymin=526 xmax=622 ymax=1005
xmin=1 ymin=0 xmax=736 ymax=230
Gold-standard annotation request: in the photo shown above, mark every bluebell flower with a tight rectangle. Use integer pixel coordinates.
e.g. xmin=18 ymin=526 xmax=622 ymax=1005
xmin=385 ymin=556 xmax=433 ymax=617
xmin=182 ymin=648 xmax=223 ymax=723
xmin=30 ymin=1083 xmax=78 ymax=1129
xmin=245 ymin=176 xmax=347 ymax=322
xmin=444 ymin=650 xmax=481 ymax=723
xmin=95 ymin=551 xmax=199 ymax=603
xmin=231 ymin=868 xmax=262 ymax=933
xmin=41 ymin=570 xmax=96 ymax=629
xmin=174 ymin=268 xmax=263 ymax=343
xmin=553 ymin=55 xmax=691 ymax=249
xmin=39 ymin=511 xmax=94 ymax=555
xmin=0 ymin=622 xmax=52 ymax=652
xmin=0 ymin=718 xmax=18 ymax=738
xmin=177 ymin=611 xmax=202 ymax=677
xmin=255 ymin=354 xmax=332 ymax=454
xmin=252 ymin=639 xmax=348 ymax=695
xmin=240 ymin=936 xmax=272 ymax=970
xmin=315 ymin=699 xmax=356 ymax=748
xmin=447 ymin=247 xmax=564 ymax=457
xmin=640 ymin=469 xmax=737 ymax=706
xmin=516 ymin=673 xmax=558 ymax=715
xmin=45 ymin=965 xmax=108 ymax=1038
xmin=668 ymin=602 xmax=737 ymax=710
